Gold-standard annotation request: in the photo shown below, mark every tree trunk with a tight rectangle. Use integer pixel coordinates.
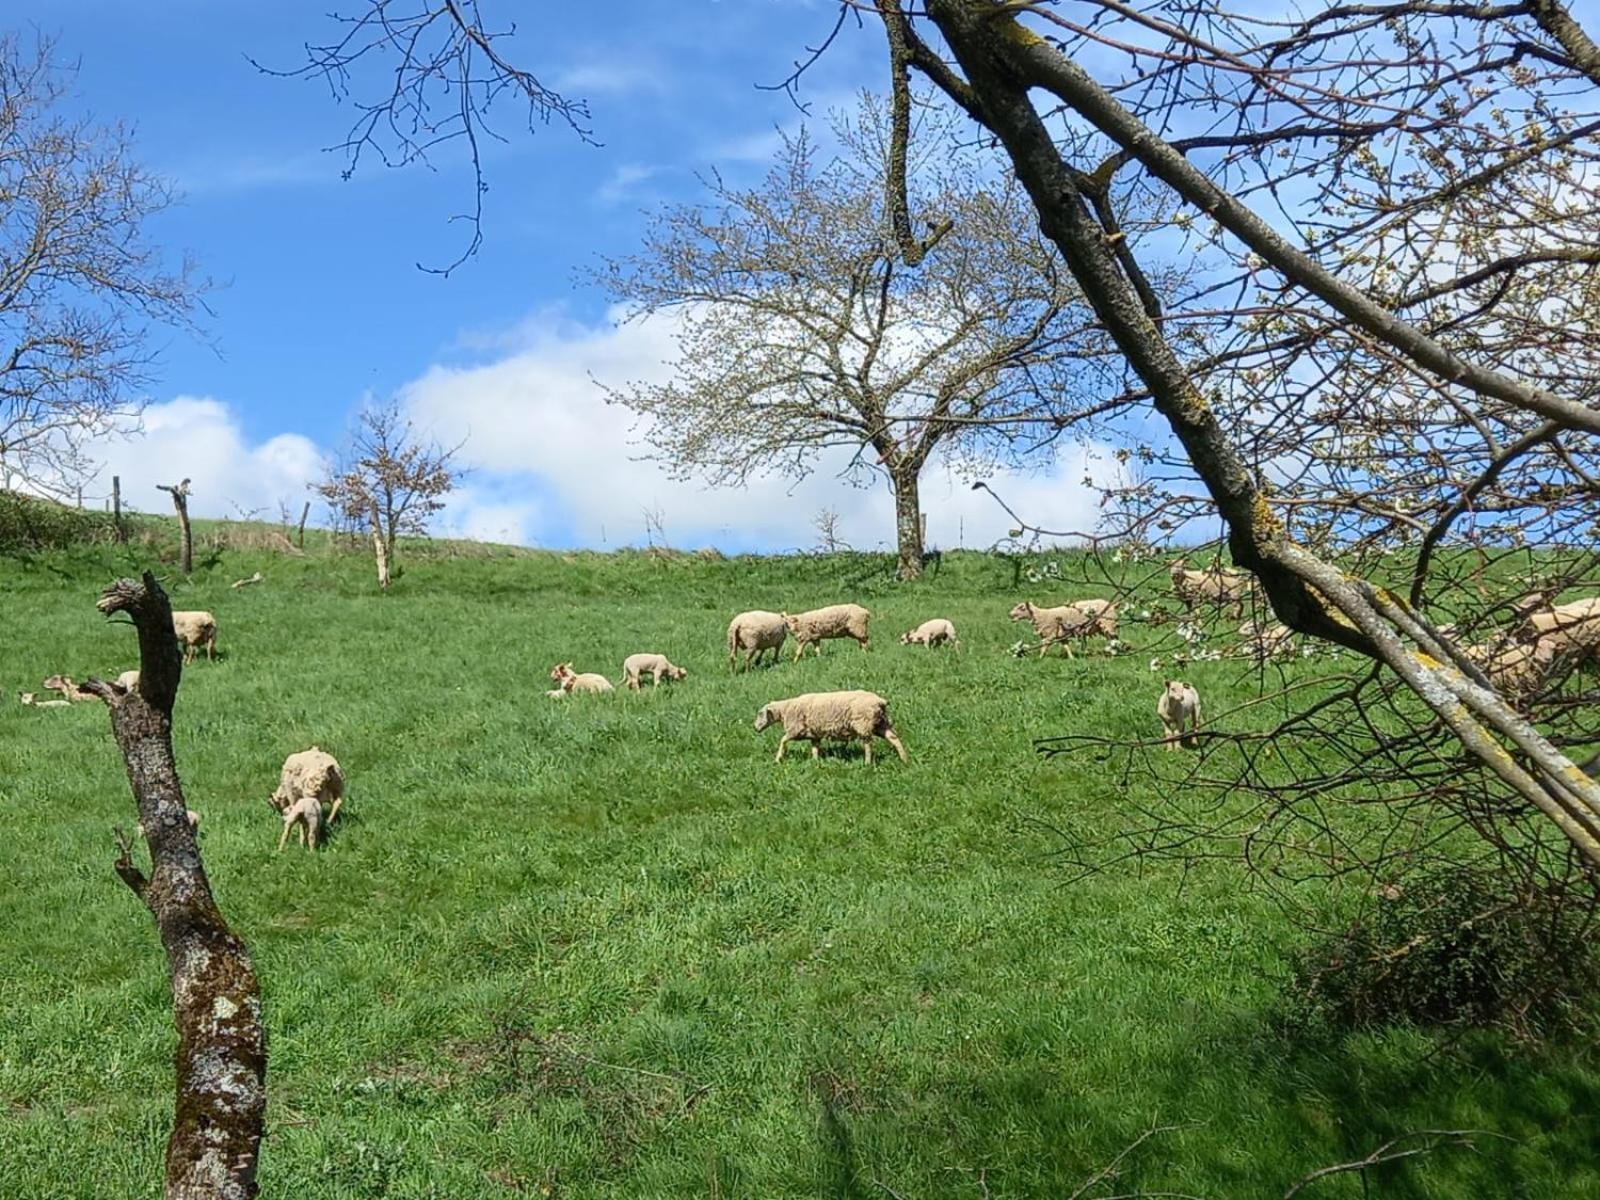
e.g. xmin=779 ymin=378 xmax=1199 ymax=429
xmin=893 ymin=468 xmax=924 ymax=579
xmin=80 ymin=574 xmax=266 ymax=1199
xmin=159 ymin=480 xmax=193 ymax=575
xmin=369 ymin=499 xmax=390 ymax=590
xmin=296 ymin=500 xmax=310 ymax=549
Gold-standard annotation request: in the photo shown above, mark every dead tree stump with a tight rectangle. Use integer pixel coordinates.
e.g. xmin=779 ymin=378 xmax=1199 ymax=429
xmin=158 ymin=480 xmax=194 ymax=575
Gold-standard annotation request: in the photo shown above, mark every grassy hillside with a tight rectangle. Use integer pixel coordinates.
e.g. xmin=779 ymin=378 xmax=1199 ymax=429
xmin=1 ymin=543 xmax=1596 ymax=1198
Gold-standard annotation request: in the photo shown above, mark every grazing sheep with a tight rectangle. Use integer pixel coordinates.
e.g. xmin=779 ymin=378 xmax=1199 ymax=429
xmin=115 ymin=669 xmax=140 ymax=692
xmin=277 ymin=796 xmax=323 ymax=852
xmin=137 ymin=809 xmax=201 ymax=839
xmin=172 ymin=610 xmax=218 ymax=663
xmin=18 ymin=692 xmax=70 ymax=708
xmin=1170 ymin=561 xmax=1253 ymax=618
xmin=901 ymin=618 xmax=959 ymax=649
xmin=1521 ymin=596 xmax=1600 ymax=648
xmin=269 ymin=746 xmax=345 ymax=826
xmin=550 ymin=662 xmax=615 ymax=694
xmin=1237 ymin=620 xmax=1293 ymax=661
xmin=622 ymin=652 xmax=688 ymax=690
xmin=1073 ymin=598 xmax=1119 ymax=639
xmin=753 ymin=690 xmax=908 ymax=764
xmin=1008 ymin=600 xmax=1102 ymax=658
xmin=727 ymin=610 xmax=788 ymax=672
xmin=1157 ymin=680 xmax=1202 ymax=750
xmin=41 ymin=674 xmax=94 ymax=702
xmin=782 ymin=604 xmax=872 ymax=659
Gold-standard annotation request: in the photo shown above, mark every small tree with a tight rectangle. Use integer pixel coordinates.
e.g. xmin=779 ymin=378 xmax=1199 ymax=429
xmin=598 ymin=93 xmax=1123 ymax=579
xmin=316 ymin=402 xmax=458 ymax=588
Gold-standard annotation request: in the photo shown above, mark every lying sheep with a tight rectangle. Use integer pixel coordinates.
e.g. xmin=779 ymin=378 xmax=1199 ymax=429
xmin=754 ymin=690 xmax=908 ymax=764
xmin=901 ymin=618 xmax=959 ymax=649
xmin=18 ymin=691 xmax=70 ymax=708
xmin=1237 ymin=620 xmax=1293 ymax=661
xmin=782 ymin=604 xmax=872 ymax=659
xmin=1157 ymin=679 xmax=1202 ymax=750
xmin=269 ymin=746 xmax=345 ymax=827
xmin=727 ymin=610 xmax=788 ymax=672
xmin=621 ymin=652 xmax=688 ymax=690
xmin=172 ymin=610 xmax=218 ymax=663
xmin=551 ymin=662 xmax=615 ymax=694
xmin=277 ymin=796 xmax=323 ymax=852
xmin=41 ymin=674 xmax=94 ymax=702
xmin=1521 ymin=596 xmax=1600 ymax=650
xmin=1008 ymin=600 xmax=1102 ymax=658
xmin=1170 ymin=561 xmax=1253 ymax=618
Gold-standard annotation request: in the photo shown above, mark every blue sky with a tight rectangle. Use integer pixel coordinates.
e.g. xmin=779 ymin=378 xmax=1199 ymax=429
xmin=16 ymin=1 xmax=1108 ymax=550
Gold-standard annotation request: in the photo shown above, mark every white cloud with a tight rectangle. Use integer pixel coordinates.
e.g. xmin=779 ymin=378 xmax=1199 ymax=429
xmin=400 ymin=313 xmax=1111 ymax=553
xmin=552 ymin=61 xmax=671 ymax=97
xmin=82 ymin=397 xmax=325 ymax=521
xmin=597 ymin=163 xmax=667 ymax=205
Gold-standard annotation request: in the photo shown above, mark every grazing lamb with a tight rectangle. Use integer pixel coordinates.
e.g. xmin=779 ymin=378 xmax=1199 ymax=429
xmin=172 ymin=610 xmax=218 ymax=663
xmin=901 ymin=618 xmax=959 ymax=649
xmin=1237 ymin=621 xmax=1293 ymax=661
xmin=115 ymin=670 xmax=140 ymax=692
xmin=727 ymin=610 xmax=788 ymax=672
xmin=1157 ymin=679 xmax=1202 ymax=750
xmin=754 ymin=690 xmax=908 ymax=764
xmin=782 ymin=604 xmax=872 ymax=659
xmin=41 ymin=674 xmax=94 ymax=702
xmin=621 ymin=652 xmax=688 ymax=690
xmin=19 ymin=692 xmax=70 ymax=708
xmin=1170 ymin=561 xmax=1253 ymax=618
xmin=1008 ymin=600 xmax=1102 ymax=658
xmin=550 ymin=662 xmax=615 ymax=693
xmin=269 ymin=746 xmax=346 ymax=826
xmin=277 ymin=795 xmax=323 ymax=852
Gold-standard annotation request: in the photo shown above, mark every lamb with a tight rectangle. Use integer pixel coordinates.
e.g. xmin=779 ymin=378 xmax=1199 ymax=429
xmin=1157 ymin=679 xmax=1202 ymax=750
xmin=1170 ymin=560 xmax=1253 ymax=618
xmin=1008 ymin=600 xmax=1103 ymax=658
xmin=115 ymin=670 xmax=140 ymax=692
xmin=901 ymin=618 xmax=959 ymax=649
xmin=1237 ymin=620 xmax=1293 ymax=661
xmin=550 ymin=662 xmax=615 ymax=693
xmin=41 ymin=674 xmax=95 ymax=702
xmin=621 ymin=652 xmax=688 ymax=690
xmin=782 ymin=604 xmax=872 ymax=659
xmin=18 ymin=692 xmax=70 ymax=708
xmin=269 ymin=746 xmax=345 ymax=827
xmin=726 ymin=610 xmax=788 ymax=672
xmin=172 ymin=610 xmax=218 ymax=663
xmin=753 ymin=690 xmax=908 ymax=764
xmin=277 ymin=796 xmax=323 ymax=852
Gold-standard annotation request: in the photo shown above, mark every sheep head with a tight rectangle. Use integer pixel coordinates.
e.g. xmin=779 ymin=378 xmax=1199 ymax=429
xmin=1007 ymin=602 xmax=1033 ymax=621
xmin=754 ymin=704 xmax=777 ymax=732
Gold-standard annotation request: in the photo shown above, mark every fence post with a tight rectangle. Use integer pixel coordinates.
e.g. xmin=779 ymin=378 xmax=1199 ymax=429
xmin=112 ymin=476 xmax=125 ymax=542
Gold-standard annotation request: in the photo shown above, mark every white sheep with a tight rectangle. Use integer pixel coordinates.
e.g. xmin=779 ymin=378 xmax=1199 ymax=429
xmin=115 ymin=669 xmax=140 ymax=692
xmin=1008 ymin=600 xmax=1102 ymax=658
xmin=18 ymin=692 xmax=70 ymax=708
xmin=1170 ymin=561 xmax=1252 ymax=618
xmin=41 ymin=674 xmax=94 ymax=702
xmin=1237 ymin=620 xmax=1293 ymax=661
xmin=621 ymin=652 xmax=688 ymax=690
xmin=1475 ymin=639 xmax=1554 ymax=697
xmin=727 ymin=610 xmax=788 ymax=672
xmin=277 ymin=796 xmax=323 ymax=852
xmin=754 ymin=690 xmax=908 ymax=764
xmin=1522 ymin=596 xmax=1600 ymax=650
xmin=269 ymin=747 xmax=345 ymax=826
xmin=551 ymin=662 xmax=615 ymax=694
xmin=901 ymin=618 xmax=960 ymax=649
xmin=782 ymin=604 xmax=872 ymax=659
xmin=1157 ymin=679 xmax=1202 ymax=750
xmin=172 ymin=610 xmax=218 ymax=663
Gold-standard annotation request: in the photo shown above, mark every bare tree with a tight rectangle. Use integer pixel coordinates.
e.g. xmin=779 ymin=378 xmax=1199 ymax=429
xmin=80 ymin=576 xmax=265 ymax=1200
xmin=158 ymin=479 xmax=193 ymax=574
xmin=598 ymin=93 xmax=1126 ymax=579
xmin=316 ymin=401 xmax=459 ymax=588
xmin=0 ymin=34 xmax=201 ymax=497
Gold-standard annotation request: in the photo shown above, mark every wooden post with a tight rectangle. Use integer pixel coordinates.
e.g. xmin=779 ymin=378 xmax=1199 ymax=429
xmin=296 ymin=501 xmax=310 ymax=549
xmin=158 ymin=479 xmax=193 ymax=575
xmin=76 ymin=485 xmax=83 ymax=510
xmin=112 ymin=475 xmax=124 ymax=542
xmin=369 ymin=499 xmax=390 ymax=590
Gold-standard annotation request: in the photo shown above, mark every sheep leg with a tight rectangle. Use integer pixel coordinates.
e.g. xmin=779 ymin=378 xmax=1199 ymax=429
xmin=863 ymin=737 xmax=874 ymax=764
xmin=811 ymin=742 xmax=821 ymax=760
xmin=326 ymin=794 xmax=343 ymax=826
xmin=881 ymin=727 xmax=909 ymax=763
xmin=206 ymin=638 xmax=216 ymax=661
xmin=277 ymin=816 xmax=294 ymax=853
xmin=775 ymin=735 xmax=792 ymax=762
xmin=859 ymin=637 xmax=870 ymax=652
xmin=1160 ymin=719 xmax=1179 ymax=751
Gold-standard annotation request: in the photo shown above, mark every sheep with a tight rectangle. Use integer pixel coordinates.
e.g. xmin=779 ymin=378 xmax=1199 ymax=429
xmin=753 ymin=690 xmax=908 ymax=764
xmin=901 ymin=618 xmax=960 ymax=649
xmin=269 ymin=747 xmax=345 ymax=827
xmin=1521 ymin=596 xmax=1600 ymax=648
xmin=1157 ymin=679 xmax=1202 ymax=750
xmin=1475 ymin=639 xmax=1554 ymax=697
xmin=1008 ymin=600 xmax=1104 ymax=658
xmin=277 ymin=796 xmax=323 ymax=852
xmin=727 ymin=610 xmax=788 ymax=672
xmin=1170 ymin=560 xmax=1253 ymax=618
xmin=550 ymin=662 xmax=614 ymax=694
xmin=41 ymin=674 xmax=94 ymax=702
xmin=172 ymin=610 xmax=218 ymax=663
xmin=621 ymin=652 xmax=688 ymax=691
xmin=18 ymin=692 xmax=70 ymax=708
xmin=1237 ymin=620 xmax=1293 ymax=661
xmin=115 ymin=669 xmax=140 ymax=692
xmin=782 ymin=604 xmax=872 ymax=660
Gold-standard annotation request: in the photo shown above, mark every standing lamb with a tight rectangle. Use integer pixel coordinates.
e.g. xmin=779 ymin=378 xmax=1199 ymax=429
xmin=621 ymin=653 xmax=689 ymax=690
xmin=782 ymin=604 xmax=872 ymax=659
xmin=550 ymin=662 xmax=615 ymax=693
xmin=901 ymin=618 xmax=959 ymax=649
xmin=277 ymin=796 xmax=323 ymax=852
xmin=269 ymin=746 xmax=346 ymax=827
xmin=172 ymin=610 xmax=218 ymax=663
xmin=727 ymin=610 xmax=788 ymax=672
xmin=1157 ymin=680 xmax=1202 ymax=750
xmin=754 ymin=690 xmax=908 ymax=764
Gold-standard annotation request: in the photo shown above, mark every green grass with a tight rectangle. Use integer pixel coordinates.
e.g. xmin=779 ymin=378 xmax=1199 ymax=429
xmin=1 ymin=542 xmax=1597 ymax=1198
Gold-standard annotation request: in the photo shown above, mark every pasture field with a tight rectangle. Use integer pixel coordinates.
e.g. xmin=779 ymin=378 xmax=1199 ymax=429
xmin=2 ymin=541 xmax=1597 ymax=1198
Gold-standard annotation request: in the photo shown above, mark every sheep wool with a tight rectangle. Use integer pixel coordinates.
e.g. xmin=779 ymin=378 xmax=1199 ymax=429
xmin=753 ymin=690 xmax=908 ymax=764
xmin=781 ymin=604 xmax=871 ymax=660
xmin=727 ymin=610 xmax=788 ymax=671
